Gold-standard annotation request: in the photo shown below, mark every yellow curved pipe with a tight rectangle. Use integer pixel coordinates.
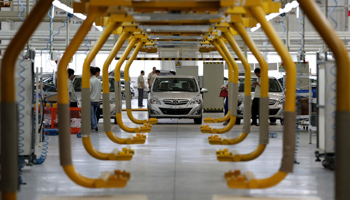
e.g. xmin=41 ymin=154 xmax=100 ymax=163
xmin=126 ymin=110 xmax=156 ymax=124
xmin=2 ymin=193 xmax=16 ymax=200
xmin=114 ymin=38 xmax=150 ymax=133
xmin=0 ymin=0 xmax=53 ymax=198
xmin=63 ymin=165 xmax=96 ymax=188
xmin=201 ymin=39 xmax=238 ymax=133
xmin=124 ymin=41 xmax=157 ymax=124
xmin=114 ymin=38 xmax=138 ymax=80
xmin=207 ymin=32 xmax=253 ymax=146
xmin=102 ymin=31 xmax=132 ymax=144
xmin=217 ymin=39 xmax=238 ymax=83
xmin=250 ymin=7 xmax=296 ymax=111
xmin=82 ymin=137 xmax=118 ymax=160
xmin=232 ymin=144 xmax=266 ymax=162
xmin=57 ymin=6 xmax=118 ymax=188
xmin=227 ymin=171 xmax=287 ymax=189
xmin=224 ymin=5 xmax=296 ymax=189
xmin=116 ymin=113 xmax=150 ymax=133
xmin=81 ymin=22 xmax=121 ymax=159
xmin=298 ymin=0 xmax=349 ymax=111
xmin=297 ymin=1 xmax=350 ymax=198
xmin=102 ymin=31 xmax=131 ymax=93
xmin=203 ymin=40 xmax=232 ymax=123
xmin=201 ymin=116 xmax=236 ymax=134
xmin=222 ymin=32 xmax=252 ymax=96
xmin=226 ymin=133 xmax=248 ymax=145
xmin=105 ymin=131 xmax=146 ymax=144
xmin=209 ymin=133 xmax=248 ymax=145
xmin=82 ymin=21 xmax=118 ymax=88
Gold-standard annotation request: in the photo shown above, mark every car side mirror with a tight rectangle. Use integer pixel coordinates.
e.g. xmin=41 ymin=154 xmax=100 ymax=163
xmin=200 ymin=88 xmax=208 ymax=93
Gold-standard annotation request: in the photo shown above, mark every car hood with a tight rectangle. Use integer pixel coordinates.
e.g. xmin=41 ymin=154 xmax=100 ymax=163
xmin=238 ymin=92 xmax=284 ymax=101
xmin=151 ymin=92 xmax=200 ymax=100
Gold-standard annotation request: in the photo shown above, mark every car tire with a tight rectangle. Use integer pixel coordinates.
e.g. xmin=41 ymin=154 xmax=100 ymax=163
xmin=235 ymin=118 xmax=241 ymax=125
xmin=280 ymin=119 xmax=284 ymax=125
xmin=114 ymin=118 xmax=117 ymax=124
xmin=194 ymin=117 xmax=202 ymax=124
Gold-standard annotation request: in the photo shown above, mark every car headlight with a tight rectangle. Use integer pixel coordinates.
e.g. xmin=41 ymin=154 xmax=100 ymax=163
xmin=190 ymin=95 xmax=202 ymax=105
xmin=277 ymin=98 xmax=285 ymax=105
xmin=150 ymin=98 xmax=161 ymax=105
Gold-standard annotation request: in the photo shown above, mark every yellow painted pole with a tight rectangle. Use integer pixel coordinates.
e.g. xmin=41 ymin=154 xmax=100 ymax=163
xmin=298 ymin=1 xmax=350 ymax=199
xmin=0 ymin=0 xmax=53 ymax=198
xmin=80 ymin=21 xmax=125 ymax=160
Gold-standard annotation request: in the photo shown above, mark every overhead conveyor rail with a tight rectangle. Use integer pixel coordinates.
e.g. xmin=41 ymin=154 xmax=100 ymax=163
xmin=1 ymin=0 xmax=349 ymax=199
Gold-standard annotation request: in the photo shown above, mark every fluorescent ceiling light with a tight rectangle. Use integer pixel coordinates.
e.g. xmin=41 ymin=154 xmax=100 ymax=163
xmin=251 ymin=0 xmax=299 ymax=32
xmin=139 ymin=25 xmax=211 ymax=33
xmin=132 ymin=13 xmax=223 ymax=22
xmin=148 ymin=35 xmax=204 ymax=40
xmin=52 ymin=0 xmax=103 ymax=32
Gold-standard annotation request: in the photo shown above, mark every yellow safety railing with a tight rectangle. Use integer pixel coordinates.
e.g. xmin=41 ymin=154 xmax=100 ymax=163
xmin=215 ymin=20 xmax=270 ymax=156
xmin=0 ymin=0 xmax=53 ymax=198
xmin=220 ymin=0 xmax=296 ymax=189
xmin=57 ymin=6 xmax=130 ymax=188
xmin=124 ymin=41 xmax=158 ymax=124
xmin=297 ymin=1 xmax=350 ymax=199
xmin=80 ymin=21 xmax=133 ymax=160
xmin=207 ymin=29 xmax=252 ymax=145
xmin=114 ymin=37 xmax=151 ymax=133
xmin=200 ymin=38 xmax=238 ymax=134
xmin=101 ymin=31 xmax=146 ymax=144
xmin=202 ymin=39 xmax=232 ymax=124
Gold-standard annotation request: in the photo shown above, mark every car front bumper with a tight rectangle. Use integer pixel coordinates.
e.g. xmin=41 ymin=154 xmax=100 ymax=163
xmin=147 ymin=103 xmax=202 ymax=119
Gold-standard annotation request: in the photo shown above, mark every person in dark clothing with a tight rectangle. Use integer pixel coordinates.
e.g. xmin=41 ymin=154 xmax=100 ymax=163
xmin=251 ymin=68 xmax=261 ymax=126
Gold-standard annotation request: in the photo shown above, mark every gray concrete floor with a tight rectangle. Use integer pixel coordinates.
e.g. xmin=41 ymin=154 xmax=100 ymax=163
xmin=19 ymin=99 xmax=334 ymax=200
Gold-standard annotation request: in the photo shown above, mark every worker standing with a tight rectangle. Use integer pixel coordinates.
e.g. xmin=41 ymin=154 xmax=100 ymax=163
xmin=90 ymin=67 xmax=102 ymax=131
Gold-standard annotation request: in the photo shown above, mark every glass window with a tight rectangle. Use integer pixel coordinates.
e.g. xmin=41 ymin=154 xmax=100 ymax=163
xmin=238 ymin=78 xmax=282 ymax=93
xmin=153 ymin=78 xmax=198 ymax=92
xmin=73 ymin=77 xmax=115 ymax=92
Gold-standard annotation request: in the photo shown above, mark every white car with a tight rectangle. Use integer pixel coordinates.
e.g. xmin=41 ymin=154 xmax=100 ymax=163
xmin=236 ymin=76 xmax=284 ymax=124
xmin=147 ymin=75 xmax=207 ymax=124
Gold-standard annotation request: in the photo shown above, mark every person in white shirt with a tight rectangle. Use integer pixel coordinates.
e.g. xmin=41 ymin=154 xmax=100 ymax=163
xmin=251 ymin=68 xmax=261 ymax=126
xmin=147 ymin=67 xmax=156 ymax=89
xmin=67 ymin=68 xmax=78 ymax=107
xmin=150 ymin=70 xmax=160 ymax=90
xmin=137 ymin=70 xmax=145 ymax=107
xmin=90 ymin=67 xmax=102 ymax=131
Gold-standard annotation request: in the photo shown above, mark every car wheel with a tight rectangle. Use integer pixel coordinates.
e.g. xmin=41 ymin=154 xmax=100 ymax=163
xmin=235 ymin=118 xmax=241 ymax=125
xmin=269 ymin=118 xmax=277 ymax=123
xmin=194 ymin=117 xmax=202 ymax=124
xmin=114 ymin=118 xmax=117 ymax=124
xmin=280 ymin=119 xmax=284 ymax=125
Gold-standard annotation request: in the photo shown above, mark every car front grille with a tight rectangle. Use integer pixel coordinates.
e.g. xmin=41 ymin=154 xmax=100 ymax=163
xmin=269 ymin=109 xmax=280 ymax=115
xmin=163 ymin=99 xmax=189 ymax=105
xmin=159 ymin=108 xmax=192 ymax=115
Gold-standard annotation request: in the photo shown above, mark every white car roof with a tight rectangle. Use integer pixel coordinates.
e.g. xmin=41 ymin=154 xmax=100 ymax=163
xmin=156 ymin=75 xmax=195 ymax=79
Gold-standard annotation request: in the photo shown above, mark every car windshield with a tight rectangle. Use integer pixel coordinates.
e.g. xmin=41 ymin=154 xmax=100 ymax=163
xmin=238 ymin=78 xmax=282 ymax=93
xmin=73 ymin=77 xmax=115 ymax=92
xmin=153 ymin=78 xmax=198 ymax=92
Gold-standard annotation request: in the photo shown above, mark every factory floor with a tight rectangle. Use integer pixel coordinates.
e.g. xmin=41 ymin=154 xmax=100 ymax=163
xmin=19 ymin=99 xmax=333 ymax=200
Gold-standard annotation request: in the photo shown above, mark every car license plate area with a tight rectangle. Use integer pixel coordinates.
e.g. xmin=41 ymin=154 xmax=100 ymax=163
xmin=159 ymin=108 xmax=192 ymax=115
